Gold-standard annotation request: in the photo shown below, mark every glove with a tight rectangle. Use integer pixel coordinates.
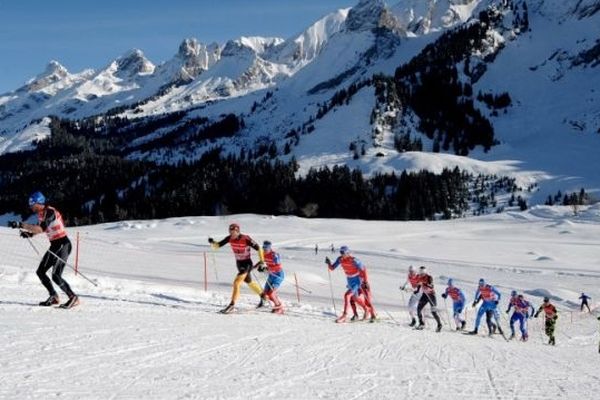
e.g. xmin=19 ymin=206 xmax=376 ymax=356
xmin=256 ymin=262 xmax=266 ymax=272
xmin=325 ymin=256 xmax=331 ymax=265
xmin=441 ymin=293 xmax=447 ymax=299
xmin=534 ymin=313 xmax=539 ymax=318
xmin=8 ymin=221 xmax=21 ymax=229
xmin=494 ymin=300 xmax=499 ymax=305
xmin=208 ymin=237 xmax=214 ymax=244
xmin=400 ymin=284 xmax=406 ymax=291
xmin=472 ymin=302 xmax=477 ymax=308
xmin=505 ymin=309 xmax=510 ymax=314
xmin=361 ymin=281 xmax=370 ymax=291
xmin=20 ymin=231 xmax=33 ymax=238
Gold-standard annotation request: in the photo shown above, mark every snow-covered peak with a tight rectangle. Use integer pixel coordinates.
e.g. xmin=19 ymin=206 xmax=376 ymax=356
xmin=22 ymin=60 xmax=71 ymax=92
xmin=114 ymin=49 xmax=155 ymax=78
xmin=527 ymin=0 xmax=600 ymax=20
xmin=266 ymin=8 xmax=349 ymax=66
xmin=345 ymin=0 xmax=400 ymax=32
xmin=391 ymin=0 xmax=480 ymax=35
xmin=236 ymin=36 xmax=284 ymax=55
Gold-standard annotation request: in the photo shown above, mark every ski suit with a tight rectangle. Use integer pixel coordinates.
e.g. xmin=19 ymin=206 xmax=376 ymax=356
xmin=473 ymin=284 xmax=501 ymax=332
xmin=261 ymin=248 xmax=285 ymax=312
xmin=443 ymin=286 xmax=466 ymax=328
xmin=328 ymin=254 xmax=374 ymax=320
xmin=402 ymin=271 xmax=422 ymax=323
xmin=507 ymin=296 xmax=535 ymax=340
xmin=535 ymin=302 xmax=558 ymax=345
xmin=416 ymin=273 xmax=442 ymax=330
xmin=212 ymin=233 xmax=264 ymax=304
xmin=579 ymin=294 xmax=591 ymax=312
xmin=35 ymin=206 xmax=76 ymax=298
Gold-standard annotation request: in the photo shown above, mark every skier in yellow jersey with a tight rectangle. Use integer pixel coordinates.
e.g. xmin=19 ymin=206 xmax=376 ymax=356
xmin=209 ymin=223 xmax=264 ymax=313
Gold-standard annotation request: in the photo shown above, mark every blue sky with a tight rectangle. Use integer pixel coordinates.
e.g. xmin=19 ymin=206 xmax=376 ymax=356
xmin=0 ymin=0 xmax=356 ymax=93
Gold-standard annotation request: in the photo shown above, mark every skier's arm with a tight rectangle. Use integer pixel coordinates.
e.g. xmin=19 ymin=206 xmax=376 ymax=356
xmin=22 ymin=208 xmax=57 ymax=235
xmin=326 ymin=256 xmax=341 ymax=271
xmin=506 ymin=301 xmax=513 ymax=313
xmin=472 ymin=291 xmax=481 ymax=307
xmin=534 ymin=306 xmax=542 ymax=318
xmin=441 ymin=287 xmax=449 ymax=299
xmin=208 ymin=235 xmax=230 ymax=249
xmin=246 ymin=236 xmax=264 ymax=262
xmin=459 ymin=289 xmax=466 ymax=303
xmin=492 ymin=286 xmax=501 ymax=301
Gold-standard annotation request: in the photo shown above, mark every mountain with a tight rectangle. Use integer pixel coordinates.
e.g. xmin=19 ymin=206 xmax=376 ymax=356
xmin=0 ymin=0 xmax=599 ymax=219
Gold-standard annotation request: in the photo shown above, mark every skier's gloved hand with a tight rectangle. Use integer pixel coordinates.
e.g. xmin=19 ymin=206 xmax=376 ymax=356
xmin=361 ymin=281 xmax=370 ymax=291
xmin=208 ymin=237 xmax=214 ymax=244
xmin=325 ymin=256 xmax=331 ymax=265
xmin=505 ymin=309 xmax=510 ymax=314
xmin=8 ymin=221 xmax=22 ymax=229
xmin=400 ymin=284 xmax=406 ymax=291
xmin=472 ymin=302 xmax=477 ymax=308
xmin=494 ymin=300 xmax=499 ymax=305
xmin=256 ymin=262 xmax=266 ymax=272
xmin=19 ymin=231 xmax=33 ymax=238
xmin=441 ymin=293 xmax=447 ymax=299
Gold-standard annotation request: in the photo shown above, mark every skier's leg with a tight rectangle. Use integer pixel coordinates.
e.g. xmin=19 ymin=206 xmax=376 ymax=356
xmin=36 ymin=251 xmax=57 ymax=296
xmin=50 ymin=243 xmax=75 ymax=297
xmin=231 ymin=272 xmax=248 ymax=303
xmin=474 ymin=305 xmax=486 ymax=331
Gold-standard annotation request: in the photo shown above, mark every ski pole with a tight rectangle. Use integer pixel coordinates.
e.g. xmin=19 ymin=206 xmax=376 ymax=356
xmin=327 ymin=267 xmax=337 ymax=315
xmin=210 ymin=250 xmax=220 ymax=284
xmin=26 ymin=236 xmax=98 ymax=287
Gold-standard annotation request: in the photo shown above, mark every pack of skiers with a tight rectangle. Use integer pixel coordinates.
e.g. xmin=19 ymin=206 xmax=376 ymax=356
xmin=7 ymin=191 xmax=593 ymax=349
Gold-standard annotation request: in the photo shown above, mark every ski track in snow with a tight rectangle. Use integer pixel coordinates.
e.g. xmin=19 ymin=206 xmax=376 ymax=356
xmin=2 ymin=209 xmax=600 ymax=399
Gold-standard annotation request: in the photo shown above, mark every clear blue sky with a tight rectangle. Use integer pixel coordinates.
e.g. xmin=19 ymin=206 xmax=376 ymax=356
xmin=0 ymin=0 xmax=356 ymax=93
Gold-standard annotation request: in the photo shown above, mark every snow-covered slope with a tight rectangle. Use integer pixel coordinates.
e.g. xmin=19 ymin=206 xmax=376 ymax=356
xmin=1 ymin=207 xmax=600 ymax=398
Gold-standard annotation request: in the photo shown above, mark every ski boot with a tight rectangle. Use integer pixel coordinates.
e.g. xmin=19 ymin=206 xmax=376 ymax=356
xmin=256 ymin=298 xmax=266 ymax=309
xmin=467 ymin=328 xmax=478 ymax=335
xmin=350 ymin=313 xmax=359 ymax=322
xmin=39 ymin=294 xmax=59 ymax=307
xmin=461 ymin=320 xmax=466 ymax=330
xmin=436 ymin=324 xmax=443 ymax=333
xmin=335 ymin=314 xmax=347 ymax=323
xmin=509 ymin=333 xmax=516 ymax=340
xmin=549 ymin=337 xmax=555 ymax=346
xmin=409 ymin=318 xmax=417 ymax=327
xmin=219 ymin=302 xmax=235 ymax=314
xmin=60 ymin=295 xmax=79 ymax=309
xmin=521 ymin=333 xmax=528 ymax=342
xmin=415 ymin=324 xmax=425 ymax=330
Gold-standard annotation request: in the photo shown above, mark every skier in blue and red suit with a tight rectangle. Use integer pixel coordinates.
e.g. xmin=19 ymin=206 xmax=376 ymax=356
xmin=325 ymin=245 xmax=375 ymax=323
xmin=256 ymin=240 xmax=285 ymax=314
xmin=441 ymin=278 xmax=466 ymax=330
xmin=469 ymin=278 xmax=504 ymax=336
xmin=506 ymin=291 xmax=535 ymax=341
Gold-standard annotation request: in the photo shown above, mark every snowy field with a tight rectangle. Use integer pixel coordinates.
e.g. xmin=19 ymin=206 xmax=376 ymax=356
xmin=2 ymin=206 xmax=600 ymax=399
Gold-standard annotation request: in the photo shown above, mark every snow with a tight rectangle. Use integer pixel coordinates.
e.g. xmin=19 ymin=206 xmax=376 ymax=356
xmin=2 ymin=207 xmax=600 ymax=398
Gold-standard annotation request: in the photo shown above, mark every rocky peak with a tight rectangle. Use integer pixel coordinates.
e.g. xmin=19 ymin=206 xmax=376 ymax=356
xmin=115 ymin=49 xmax=155 ymax=78
xmin=346 ymin=0 xmax=401 ymax=32
xmin=23 ymin=60 xmax=70 ymax=92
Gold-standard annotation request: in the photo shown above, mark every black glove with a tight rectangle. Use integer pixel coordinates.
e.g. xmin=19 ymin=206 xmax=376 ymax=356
xmin=400 ymin=284 xmax=406 ymax=291
xmin=534 ymin=313 xmax=539 ymax=318
xmin=208 ymin=237 xmax=214 ymax=244
xmin=361 ymin=281 xmax=370 ymax=291
xmin=325 ymin=256 xmax=331 ymax=265
xmin=256 ymin=262 xmax=266 ymax=272
xmin=20 ymin=231 xmax=33 ymax=238
xmin=472 ymin=302 xmax=477 ymax=308
xmin=441 ymin=293 xmax=447 ymax=299
xmin=8 ymin=221 xmax=21 ymax=229
xmin=494 ymin=300 xmax=499 ymax=305
xmin=505 ymin=309 xmax=510 ymax=314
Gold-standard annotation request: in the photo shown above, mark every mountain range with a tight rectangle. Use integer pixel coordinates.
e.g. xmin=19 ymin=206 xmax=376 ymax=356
xmin=0 ymin=0 xmax=599 ymax=209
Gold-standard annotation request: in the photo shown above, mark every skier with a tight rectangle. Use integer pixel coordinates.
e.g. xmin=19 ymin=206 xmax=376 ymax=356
xmin=256 ymin=241 xmax=285 ymax=314
xmin=579 ymin=293 xmax=592 ymax=312
xmin=441 ymin=278 xmax=466 ymax=330
xmin=400 ymin=265 xmax=422 ymax=327
xmin=8 ymin=191 xmax=79 ymax=308
xmin=534 ymin=297 xmax=558 ymax=345
xmin=415 ymin=266 xmax=443 ymax=332
xmin=468 ymin=278 xmax=504 ymax=336
xmin=208 ymin=223 xmax=264 ymax=314
xmin=315 ymin=244 xmax=319 ymax=255
xmin=325 ymin=245 xmax=375 ymax=323
xmin=506 ymin=291 xmax=535 ymax=341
